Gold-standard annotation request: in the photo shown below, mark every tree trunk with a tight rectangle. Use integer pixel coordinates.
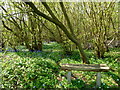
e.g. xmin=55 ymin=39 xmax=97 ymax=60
xmin=96 ymin=48 xmax=105 ymax=59
xmin=37 ymin=40 xmax=42 ymax=51
xmin=77 ymin=43 xmax=90 ymax=64
xmin=1 ymin=42 xmax=5 ymax=51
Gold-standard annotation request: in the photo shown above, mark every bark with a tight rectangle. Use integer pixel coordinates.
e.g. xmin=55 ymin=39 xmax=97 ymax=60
xmin=76 ymin=43 xmax=90 ymax=64
xmin=59 ymin=2 xmax=74 ymax=35
xmin=1 ymin=42 xmax=5 ymax=51
xmin=37 ymin=21 xmax=42 ymax=51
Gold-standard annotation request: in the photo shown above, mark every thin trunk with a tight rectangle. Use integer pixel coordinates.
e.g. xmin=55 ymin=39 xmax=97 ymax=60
xmin=37 ymin=40 xmax=42 ymax=51
xmin=1 ymin=42 xmax=5 ymax=51
xmin=38 ymin=20 xmax=42 ymax=51
xmin=76 ymin=43 xmax=90 ymax=64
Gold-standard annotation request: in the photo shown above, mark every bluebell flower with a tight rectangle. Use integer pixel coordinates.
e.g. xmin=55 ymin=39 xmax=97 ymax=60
xmin=59 ymin=83 xmax=62 ymax=86
xmin=37 ymin=50 xmax=42 ymax=52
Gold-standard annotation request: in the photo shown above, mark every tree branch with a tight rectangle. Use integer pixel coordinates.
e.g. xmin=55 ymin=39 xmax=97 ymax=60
xmin=2 ymin=20 xmax=13 ymax=32
xmin=42 ymin=2 xmax=59 ymax=21
xmin=23 ymin=1 xmax=78 ymax=44
xmin=59 ymin=2 xmax=74 ymax=35
xmin=24 ymin=2 xmax=60 ymax=26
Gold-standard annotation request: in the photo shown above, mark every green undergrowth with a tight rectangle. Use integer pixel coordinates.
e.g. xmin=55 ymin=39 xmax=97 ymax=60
xmin=0 ymin=42 xmax=120 ymax=88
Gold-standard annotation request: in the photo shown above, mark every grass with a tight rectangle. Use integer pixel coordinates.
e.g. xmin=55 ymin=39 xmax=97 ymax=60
xmin=0 ymin=42 xmax=120 ymax=88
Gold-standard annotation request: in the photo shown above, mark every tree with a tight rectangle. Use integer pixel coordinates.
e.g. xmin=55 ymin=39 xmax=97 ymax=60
xmin=1 ymin=2 xmax=43 ymax=51
xmin=23 ymin=1 xmax=90 ymax=64
xmin=81 ymin=2 xmax=118 ymax=58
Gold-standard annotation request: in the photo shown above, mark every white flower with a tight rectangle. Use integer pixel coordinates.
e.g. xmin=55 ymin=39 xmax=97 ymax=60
xmin=103 ymin=83 xmax=105 ymax=85
xmin=117 ymin=79 xmax=119 ymax=81
xmin=33 ymin=86 xmax=36 ymax=88
xmin=43 ymin=84 xmax=45 ymax=86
